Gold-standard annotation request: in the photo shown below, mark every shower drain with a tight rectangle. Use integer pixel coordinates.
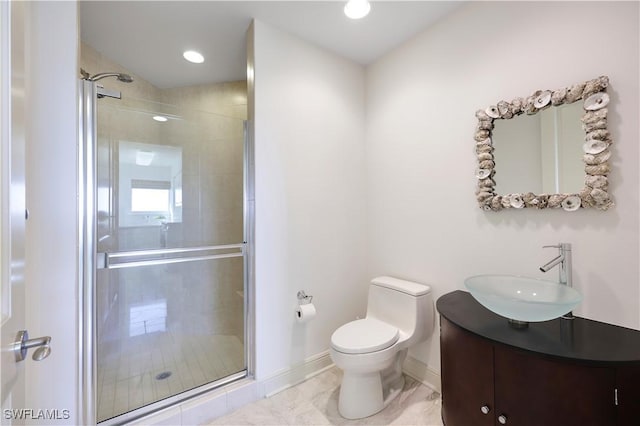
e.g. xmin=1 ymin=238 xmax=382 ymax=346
xmin=155 ymin=371 xmax=172 ymax=380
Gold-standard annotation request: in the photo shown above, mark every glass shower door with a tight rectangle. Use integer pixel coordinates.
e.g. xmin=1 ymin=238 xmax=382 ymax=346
xmin=94 ymin=96 xmax=247 ymax=422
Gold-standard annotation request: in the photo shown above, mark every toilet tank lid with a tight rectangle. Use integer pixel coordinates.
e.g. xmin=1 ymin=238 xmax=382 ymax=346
xmin=371 ymin=276 xmax=431 ymax=296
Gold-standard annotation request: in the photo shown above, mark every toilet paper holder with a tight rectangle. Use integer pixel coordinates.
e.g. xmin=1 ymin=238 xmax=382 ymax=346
xmin=297 ymin=290 xmax=313 ymax=305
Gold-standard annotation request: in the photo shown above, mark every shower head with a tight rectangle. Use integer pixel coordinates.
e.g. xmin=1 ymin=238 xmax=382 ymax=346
xmin=86 ymin=72 xmax=134 ymax=83
xmin=117 ymin=73 xmax=134 ymax=83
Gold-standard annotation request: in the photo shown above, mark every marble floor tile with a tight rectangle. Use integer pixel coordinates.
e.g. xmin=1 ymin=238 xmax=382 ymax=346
xmin=208 ymin=367 xmax=443 ymax=426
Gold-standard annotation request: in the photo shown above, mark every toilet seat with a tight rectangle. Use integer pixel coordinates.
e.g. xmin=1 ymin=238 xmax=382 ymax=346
xmin=331 ymin=318 xmax=399 ymax=354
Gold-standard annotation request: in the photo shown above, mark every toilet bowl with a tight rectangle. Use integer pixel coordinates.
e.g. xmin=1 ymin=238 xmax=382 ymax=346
xmin=329 ymin=276 xmax=433 ymax=420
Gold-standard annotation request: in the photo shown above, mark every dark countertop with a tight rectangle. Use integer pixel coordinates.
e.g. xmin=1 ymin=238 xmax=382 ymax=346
xmin=437 ymin=290 xmax=640 ymax=366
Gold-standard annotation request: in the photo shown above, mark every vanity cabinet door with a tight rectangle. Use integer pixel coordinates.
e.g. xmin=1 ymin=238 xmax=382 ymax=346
xmin=616 ymin=366 xmax=640 ymax=423
xmin=440 ymin=318 xmax=494 ymax=426
xmin=494 ymin=345 xmax=616 ymax=426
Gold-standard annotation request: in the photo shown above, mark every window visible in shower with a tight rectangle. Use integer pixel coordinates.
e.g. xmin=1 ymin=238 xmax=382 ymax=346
xmin=131 ymin=183 xmax=171 ymax=213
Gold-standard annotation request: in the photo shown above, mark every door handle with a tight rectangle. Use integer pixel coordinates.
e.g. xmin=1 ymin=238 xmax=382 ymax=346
xmin=12 ymin=330 xmax=51 ymax=362
xmin=97 ymin=243 xmax=245 ymax=269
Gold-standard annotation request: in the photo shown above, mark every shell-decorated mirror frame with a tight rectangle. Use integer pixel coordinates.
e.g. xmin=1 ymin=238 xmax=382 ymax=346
xmin=474 ymin=75 xmax=613 ymax=212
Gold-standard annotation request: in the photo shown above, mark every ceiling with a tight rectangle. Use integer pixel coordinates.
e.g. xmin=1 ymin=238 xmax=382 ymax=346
xmin=80 ymin=1 xmax=464 ymax=89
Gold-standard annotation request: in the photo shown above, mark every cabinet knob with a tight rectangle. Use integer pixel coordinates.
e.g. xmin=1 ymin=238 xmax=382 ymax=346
xmin=498 ymin=414 xmax=508 ymax=424
xmin=480 ymin=405 xmax=490 ymax=415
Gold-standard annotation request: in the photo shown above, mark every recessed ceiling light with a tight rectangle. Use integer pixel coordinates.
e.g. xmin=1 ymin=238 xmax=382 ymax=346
xmin=153 ymin=115 xmax=168 ymax=122
xmin=344 ymin=0 xmax=371 ymax=19
xmin=183 ymin=50 xmax=204 ymax=64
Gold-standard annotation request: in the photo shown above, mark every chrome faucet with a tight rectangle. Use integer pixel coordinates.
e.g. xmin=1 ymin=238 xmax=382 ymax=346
xmin=540 ymin=243 xmax=574 ymax=319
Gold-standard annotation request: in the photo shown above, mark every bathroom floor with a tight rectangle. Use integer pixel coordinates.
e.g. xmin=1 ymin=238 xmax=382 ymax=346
xmin=208 ymin=367 xmax=443 ymax=425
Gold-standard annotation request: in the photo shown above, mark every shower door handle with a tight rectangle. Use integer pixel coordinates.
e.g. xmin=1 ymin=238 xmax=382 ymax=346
xmin=97 ymin=243 xmax=245 ymax=269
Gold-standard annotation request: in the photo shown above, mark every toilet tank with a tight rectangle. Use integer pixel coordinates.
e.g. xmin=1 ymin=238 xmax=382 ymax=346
xmin=366 ymin=276 xmax=434 ymax=343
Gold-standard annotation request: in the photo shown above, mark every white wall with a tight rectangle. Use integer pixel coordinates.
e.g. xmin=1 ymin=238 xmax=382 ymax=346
xmin=252 ymin=21 xmax=368 ymax=380
xmin=24 ymin=1 xmax=79 ymax=423
xmin=366 ymin=1 xmax=639 ymax=374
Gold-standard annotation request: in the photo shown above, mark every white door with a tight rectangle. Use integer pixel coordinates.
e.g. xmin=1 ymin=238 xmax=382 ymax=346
xmin=9 ymin=2 xmax=79 ymax=424
xmin=1 ymin=0 xmax=27 ymax=422
xmin=2 ymin=2 xmax=78 ymax=424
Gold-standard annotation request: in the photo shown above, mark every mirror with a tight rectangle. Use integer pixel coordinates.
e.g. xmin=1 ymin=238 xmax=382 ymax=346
xmin=118 ymin=141 xmax=183 ymax=228
xmin=492 ymin=102 xmax=584 ymax=194
xmin=474 ymin=75 xmax=614 ymax=211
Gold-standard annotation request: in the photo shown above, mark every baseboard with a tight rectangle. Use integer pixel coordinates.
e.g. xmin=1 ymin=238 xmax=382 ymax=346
xmin=402 ymin=355 xmax=441 ymax=394
xmin=260 ymin=352 xmax=440 ymax=398
xmin=259 ymin=350 xmax=335 ymax=397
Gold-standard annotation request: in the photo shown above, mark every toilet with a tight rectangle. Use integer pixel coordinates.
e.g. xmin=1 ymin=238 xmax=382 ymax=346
xmin=329 ymin=276 xmax=434 ymax=420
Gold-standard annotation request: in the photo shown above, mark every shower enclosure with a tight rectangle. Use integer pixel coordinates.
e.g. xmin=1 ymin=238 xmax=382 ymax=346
xmin=79 ymin=77 xmax=253 ymax=424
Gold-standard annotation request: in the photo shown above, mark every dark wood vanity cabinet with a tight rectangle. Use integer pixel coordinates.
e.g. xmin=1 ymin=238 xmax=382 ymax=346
xmin=438 ymin=291 xmax=640 ymax=426
xmin=440 ymin=318 xmax=494 ymax=426
xmin=442 ymin=318 xmax=615 ymax=426
xmin=492 ymin=343 xmax=615 ymax=426
xmin=616 ymin=366 xmax=640 ymax=424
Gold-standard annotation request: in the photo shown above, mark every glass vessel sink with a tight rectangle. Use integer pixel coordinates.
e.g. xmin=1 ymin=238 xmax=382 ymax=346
xmin=464 ymin=274 xmax=582 ymax=322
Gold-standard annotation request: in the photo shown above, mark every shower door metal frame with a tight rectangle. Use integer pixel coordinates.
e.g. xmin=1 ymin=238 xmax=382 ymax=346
xmin=78 ymin=79 xmax=255 ymax=425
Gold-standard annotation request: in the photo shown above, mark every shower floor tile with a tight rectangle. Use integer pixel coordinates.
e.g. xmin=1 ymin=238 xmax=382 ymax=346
xmin=97 ymin=332 xmax=244 ymax=422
